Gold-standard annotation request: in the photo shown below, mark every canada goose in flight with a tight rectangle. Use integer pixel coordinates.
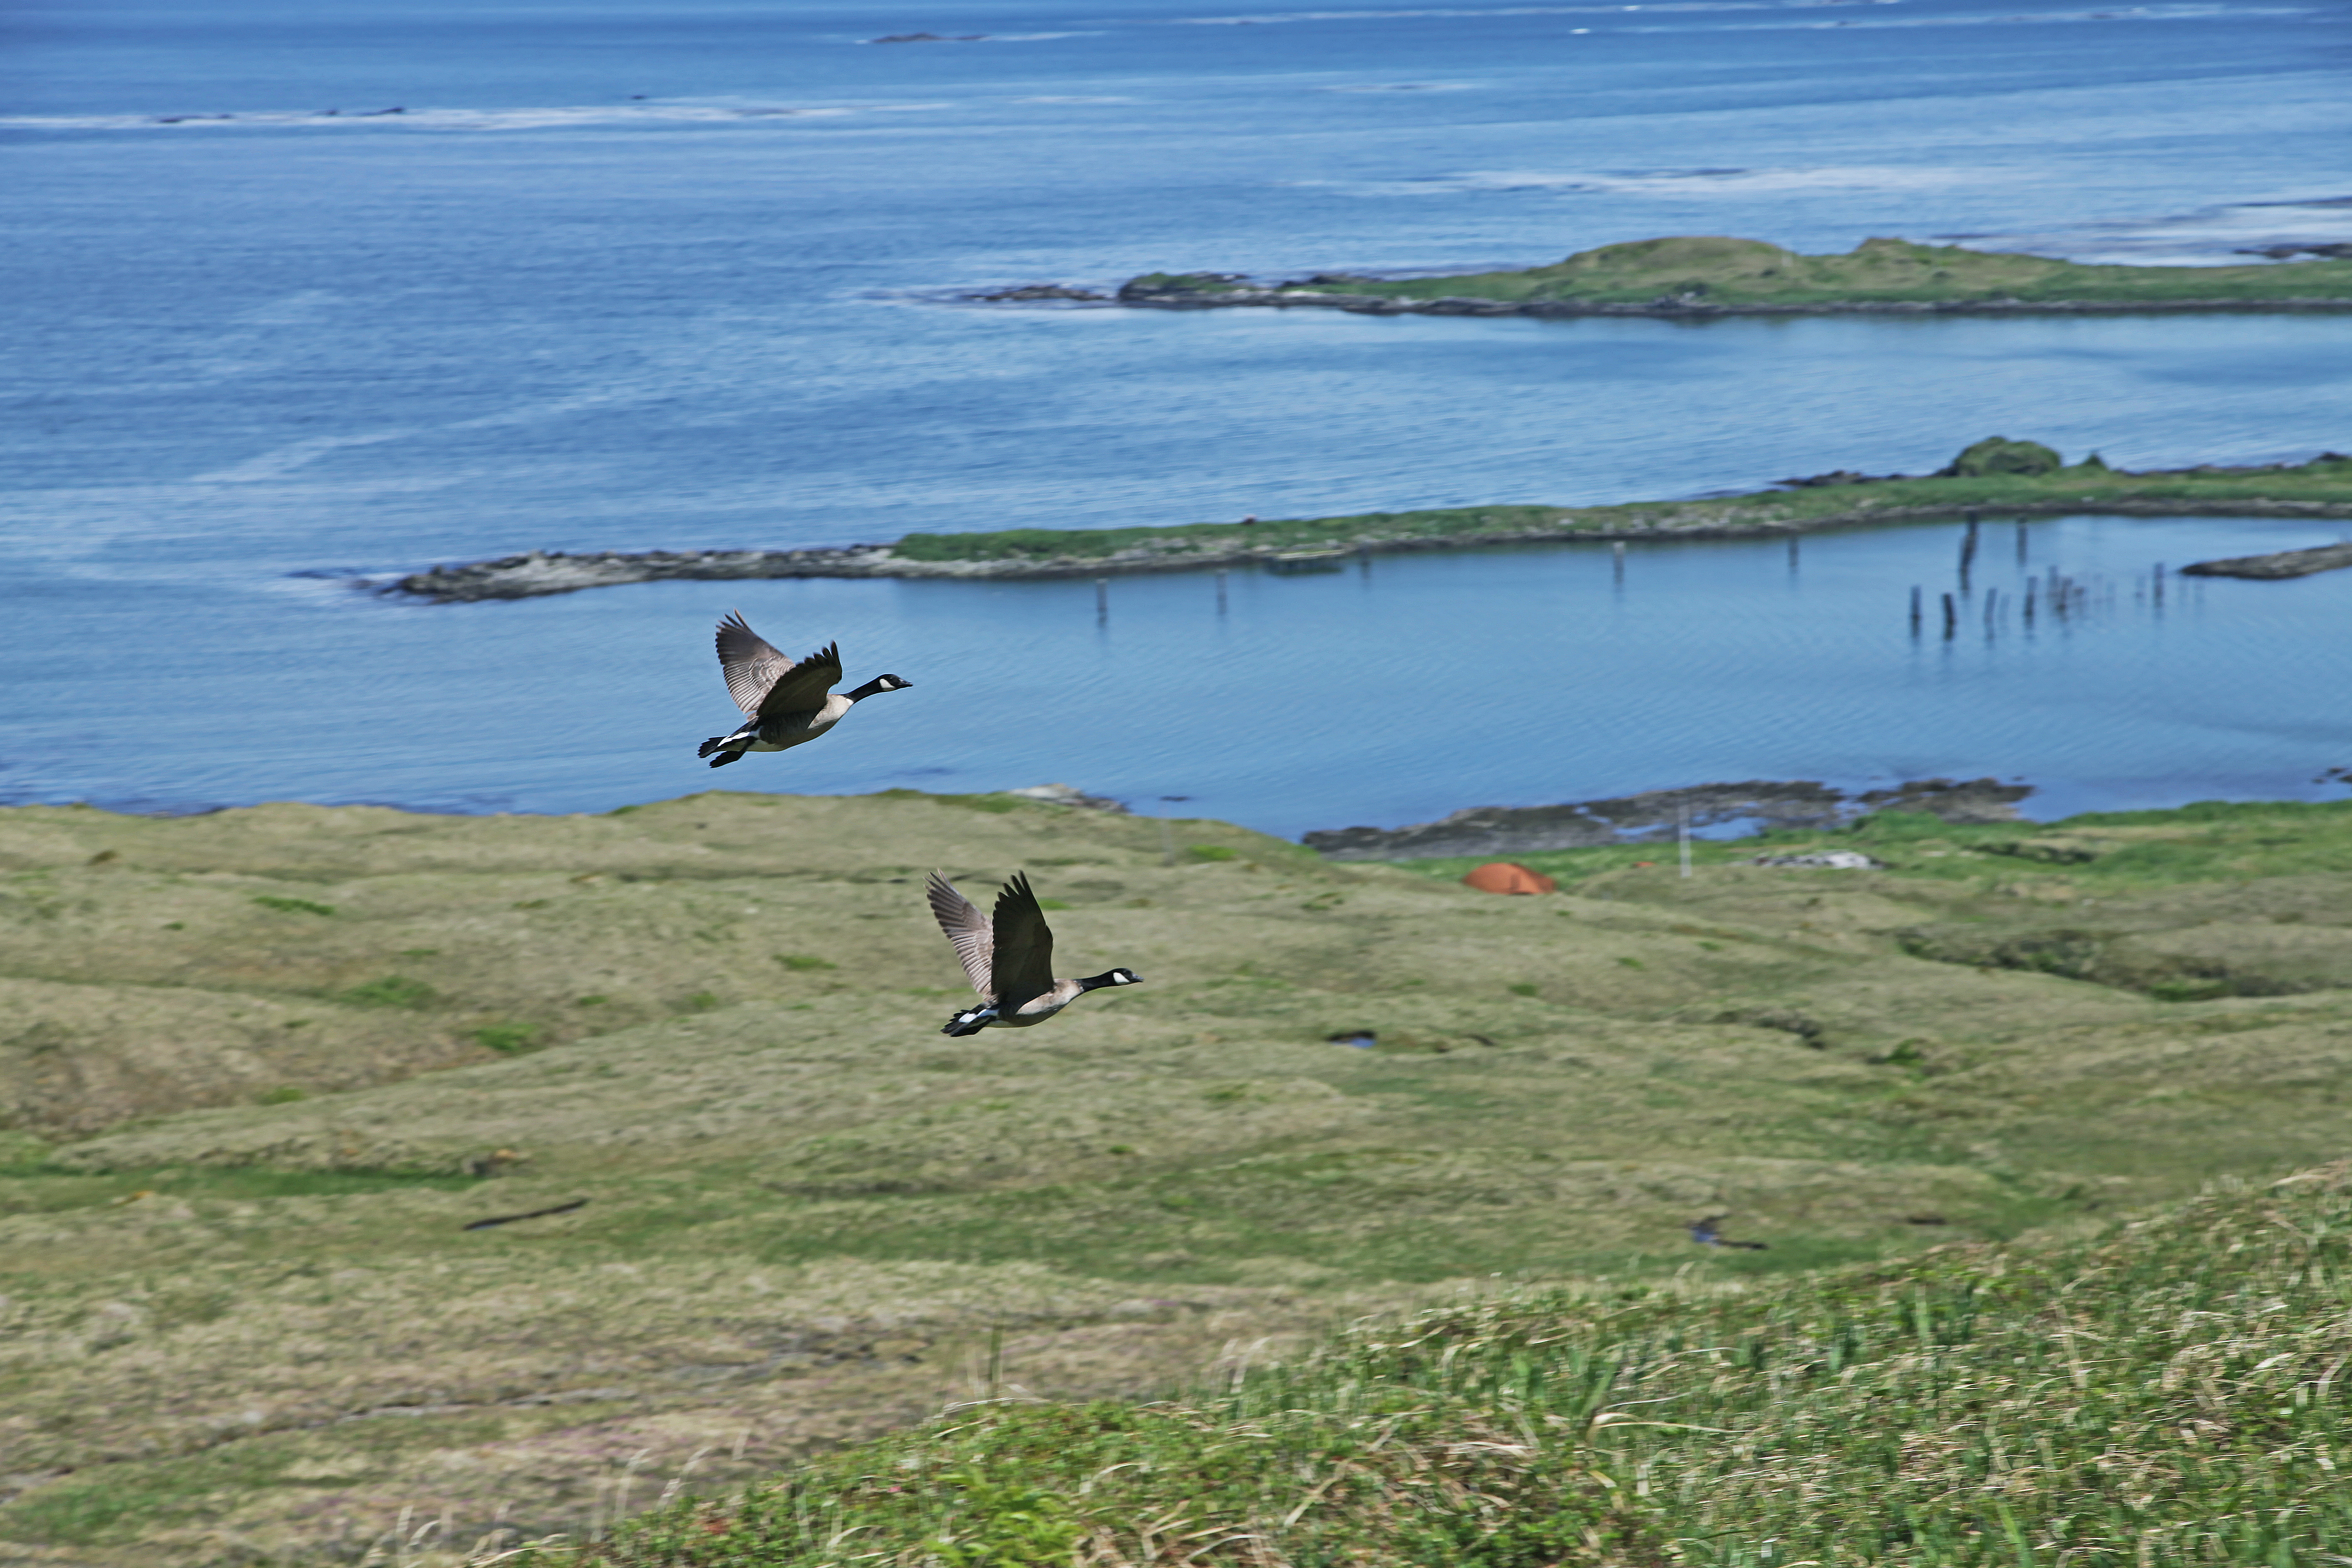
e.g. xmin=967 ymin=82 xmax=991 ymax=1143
xmin=926 ymin=870 xmax=1140 ymax=1035
xmin=697 ymin=612 xmax=910 ymax=768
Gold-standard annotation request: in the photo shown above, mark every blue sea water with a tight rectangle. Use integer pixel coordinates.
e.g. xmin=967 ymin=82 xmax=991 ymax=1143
xmin=2 ymin=0 xmax=2347 ymax=836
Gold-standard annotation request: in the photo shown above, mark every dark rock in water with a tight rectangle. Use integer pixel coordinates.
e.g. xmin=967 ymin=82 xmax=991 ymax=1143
xmin=1302 ymin=777 xmax=2030 ymax=860
xmin=1117 ymin=273 xmax=1251 ymax=303
xmin=1939 ymin=437 xmax=2063 ymax=478
xmin=970 ymin=283 xmax=1109 ymax=302
xmin=1852 ymin=777 xmax=2034 ymax=823
xmin=2236 ymin=242 xmax=2352 ymax=260
xmin=2179 ymin=541 xmax=2352 ymax=580
xmin=1778 ymin=468 xmax=1899 ymax=488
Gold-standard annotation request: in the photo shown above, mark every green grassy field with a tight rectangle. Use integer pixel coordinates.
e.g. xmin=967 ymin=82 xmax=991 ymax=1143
xmin=885 ymin=447 xmax=2352 ymax=566
xmin=2 ymin=789 xmax=2349 ymax=1563
xmin=1123 ymin=235 xmax=2352 ymax=311
xmin=575 ymin=1161 xmax=2352 ymax=1567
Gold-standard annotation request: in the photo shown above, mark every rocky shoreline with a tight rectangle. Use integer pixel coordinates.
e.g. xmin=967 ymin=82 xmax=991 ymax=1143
xmin=1302 ymin=777 xmax=2032 ymax=860
xmin=2179 ymin=540 xmax=2352 ymax=580
xmin=1095 ymin=280 xmax=2352 ymax=320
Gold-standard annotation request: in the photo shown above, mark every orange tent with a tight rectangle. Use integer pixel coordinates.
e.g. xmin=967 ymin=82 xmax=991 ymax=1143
xmin=1462 ymin=861 xmax=1556 ymax=895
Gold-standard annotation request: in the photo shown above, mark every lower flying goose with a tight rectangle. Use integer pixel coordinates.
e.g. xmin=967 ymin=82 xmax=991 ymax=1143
xmin=697 ymin=611 xmax=910 ymax=768
xmin=926 ymin=870 xmax=1141 ymax=1035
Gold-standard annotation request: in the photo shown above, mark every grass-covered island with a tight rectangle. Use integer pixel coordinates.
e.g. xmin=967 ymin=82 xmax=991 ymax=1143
xmin=6 ymin=787 xmax=2352 ymax=1561
xmin=1104 ymin=234 xmax=2352 ymax=317
xmin=392 ymin=441 xmax=2352 ymax=600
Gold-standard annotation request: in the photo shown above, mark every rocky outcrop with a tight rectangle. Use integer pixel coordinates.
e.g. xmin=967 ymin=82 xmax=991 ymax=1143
xmin=2180 ymin=541 xmax=2352 ymax=580
xmin=1302 ymin=778 xmax=2029 ymax=860
xmin=1939 ymin=437 xmax=2063 ymax=478
xmin=391 ymin=546 xmax=905 ymax=601
xmin=972 ymin=284 xmax=1110 ymax=302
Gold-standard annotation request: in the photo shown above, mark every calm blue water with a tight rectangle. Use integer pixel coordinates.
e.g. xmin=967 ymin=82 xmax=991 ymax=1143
xmin=3 ymin=0 xmax=2347 ymax=835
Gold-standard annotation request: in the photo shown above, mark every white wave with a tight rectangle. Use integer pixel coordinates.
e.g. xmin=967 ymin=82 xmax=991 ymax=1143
xmin=1007 ymin=94 xmax=1138 ymax=103
xmin=193 ymin=431 xmax=416 ymax=484
xmin=1941 ymin=196 xmax=2352 ymax=266
xmin=861 ymin=28 xmax=1099 ymax=39
xmin=1616 ymin=2 xmax=2306 ymax=28
xmin=0 ymin=100 xmax=949 ymax=134
xmin=1161 ymin=0 xmax=1889 ymax=24
xmin=1158 ymin=0 xmax=2290 ymax=25
xmin=1293 ymin=164 xmax=1983 ymax=198
xmin=1319 ymin=80 xmax=1483 ymax=91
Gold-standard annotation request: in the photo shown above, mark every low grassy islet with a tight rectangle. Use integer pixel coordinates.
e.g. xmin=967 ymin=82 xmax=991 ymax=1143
xmin=885 ymin=441 xmax=2352 ymax=570
xmin=392 ymin=442 xmax=2352 ymax=599
xmin=1118 ymin=235 xmax=2352 ymax=315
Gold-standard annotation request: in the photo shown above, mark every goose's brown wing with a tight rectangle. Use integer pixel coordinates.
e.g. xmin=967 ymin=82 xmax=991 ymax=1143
xmin=715 ymin=613 xmax=841 ymax=717
xmin=988 ymin=872 xmax=1056 ymax=1014
xmin=926 ymin=872 xmax=995 ymax=997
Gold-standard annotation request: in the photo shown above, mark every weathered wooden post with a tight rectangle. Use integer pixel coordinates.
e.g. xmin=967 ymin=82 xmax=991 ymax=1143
xmin=1909 ymin=585 xmax=1923 ymax=634
xmin=1959 ymin=517 xmax=1980 ymax=593
xmin=1095 ymin=578 xmax=1109 ymax=624
xmin=1942 ymin=591 xmax=1957 ymax=638
xmin=1215 ymin=568 xmax=1228 ymax=615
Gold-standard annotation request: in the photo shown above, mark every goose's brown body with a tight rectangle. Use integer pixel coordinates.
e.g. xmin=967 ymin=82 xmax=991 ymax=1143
xmin=697 ymin=613 xmax=909 ymax=767
xmin=925 ymin=871 xmax=1140 ymax=1035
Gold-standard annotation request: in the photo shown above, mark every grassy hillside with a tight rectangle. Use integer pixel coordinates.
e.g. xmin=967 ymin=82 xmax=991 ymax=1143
xmin=577 ymin=1161 xmax=2352 ymax=1566
xmin=2 ymin=791 xmax=2349 ymax=1562
xmin=886 ymin=448 xmax=2352 ymax=566
xmin=1124 ymin=235 xmax=2352 ymax=310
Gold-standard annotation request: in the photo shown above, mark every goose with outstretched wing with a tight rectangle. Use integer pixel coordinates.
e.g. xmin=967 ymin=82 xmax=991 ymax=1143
xmin=697 ymin=611 xmax=910 ymax=768
xmin=926 ymin=871 xmax=1140 ymax=1035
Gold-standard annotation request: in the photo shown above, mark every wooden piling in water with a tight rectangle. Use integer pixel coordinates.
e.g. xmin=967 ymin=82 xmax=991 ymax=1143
xmin=1941 ymin=591 xmax=1957 ymax=638
xmin=1909 ymin=585 xmax=1922 ymax=634
xmin=1215 ymin=568 xmax=1228 ymax=614
xmin=1095 ymin=578 xmax=1108 ymax=622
